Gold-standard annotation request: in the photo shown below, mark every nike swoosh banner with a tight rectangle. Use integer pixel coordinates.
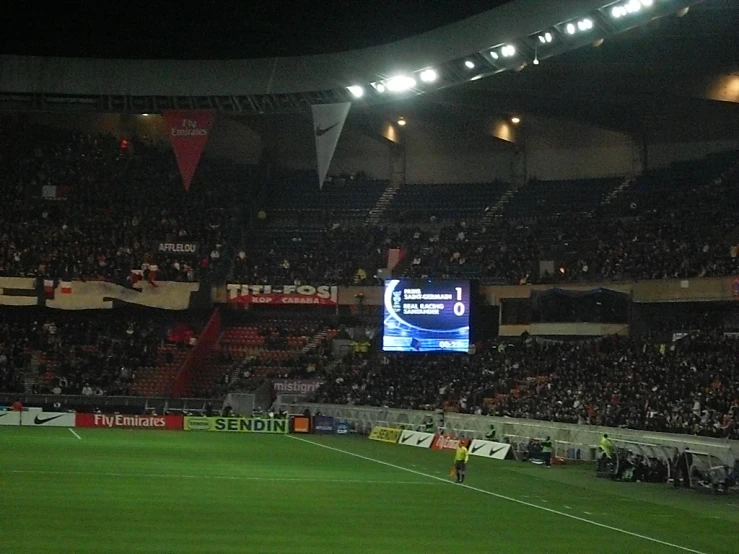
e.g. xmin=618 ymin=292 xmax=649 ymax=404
xmin=163 ymin=110 xmax=215 ymax=191
xmin=468 ymin=439 xmax=511 ymax=460
xmin=398 ymin=430 xmax=435 ymax=448
xmin=311 ymin=102 xmax=351 ymax=189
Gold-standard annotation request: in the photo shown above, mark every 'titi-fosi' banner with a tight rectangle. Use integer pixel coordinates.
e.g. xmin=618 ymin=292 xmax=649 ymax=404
xmin=468 ymin=439 xmax=512 ymax=460
xmin=368 ymin=426 xmax=402 ymax=444
xmin=154 ymin=241 xmax=200 ymax=256
xmin=398 ymin=430 xmax=435 ymax=448
xmin=163 ymin=110 xmax=215 ymax=191
xmin=431 ymin=435 xmax=471 ymax=451
xmin=75 ymin=413 xmax=183 ymax=430
xmin=183 ymin=416 xmax=289 ymax=433
xmin=226 ymin=284 xmax=339 ymax=306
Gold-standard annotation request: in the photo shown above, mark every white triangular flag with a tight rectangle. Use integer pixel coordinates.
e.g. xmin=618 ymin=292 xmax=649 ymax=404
xmin=311 ymin=102 xmax=351 ymax=189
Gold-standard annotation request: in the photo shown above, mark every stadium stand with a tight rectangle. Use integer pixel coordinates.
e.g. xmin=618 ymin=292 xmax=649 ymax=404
xmin=0 ymin=122 xmax=252 ymax=284
xmin=191 ymin=317 xmax=338 ymax=398
xmin=315 ymin=332 xmax=739 ymax=440
xmin=0 ymin=119 xmax=737 ymax=444
xmin=387 ymin=181 xmax=510 ymax=223
xmin=0 ymin=309 xmax=204 ymax=397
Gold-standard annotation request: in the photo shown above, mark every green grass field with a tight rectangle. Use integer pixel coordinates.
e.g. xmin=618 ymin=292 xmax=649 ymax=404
xmin=1 ymin=428 xmax=736 ymax=553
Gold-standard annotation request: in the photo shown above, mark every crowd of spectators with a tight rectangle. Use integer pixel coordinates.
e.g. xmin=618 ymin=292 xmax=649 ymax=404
xmin=0 ymin=121 xmax=249 ymax=285
xmin=0 ymin=310 xmax=202 ymax=396
xmin=315 ymin=331 xmax=739 ymax=440
xmin=237 ymin=152 xmax=739 ymax=286
xmin=1 ymin=119 xmax=737 ymax=288
xmin=232 ymin=225 xmax=393 ymax=286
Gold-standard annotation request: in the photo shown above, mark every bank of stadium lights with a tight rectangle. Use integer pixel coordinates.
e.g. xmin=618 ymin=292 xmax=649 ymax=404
xmin=380 ymin=75 xmax=416 ymax=93
xmin=346 ymin=85 xmax=364 ymax=99
xmin=565 ymin=18 xmax=593 ymax=35
xmin=501 ymin=44 xmax=516 ymax=58
xmin=489 ymin=44 xmax=516 ymax=61
xmin=611 ymin=0 xmax=654 ymax=19
xmin=538 ymin=32 xmax=553 ymax=44
xmin=419 ymin=69 xmax=438 ymax=83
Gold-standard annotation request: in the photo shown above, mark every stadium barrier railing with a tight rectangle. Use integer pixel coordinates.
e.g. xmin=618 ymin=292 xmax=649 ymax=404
xmin=282 ymin=402 xmax=739 ymax=465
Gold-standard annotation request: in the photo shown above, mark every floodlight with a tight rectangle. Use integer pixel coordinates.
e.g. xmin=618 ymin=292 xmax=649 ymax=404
xmin=490 ymin=51 xmax=499 ymax=60
xmin=420 ymin=69 xmax=438 ymax=83
xmin=640 ymin=0 xmax=653 ymax=6
xmin=538 ymin=33 xmax=553 ymax=44
xmin=397 ymin=117 xmax=406 ymax=126
xmin=385 ymin=75 xmax=416 ymax=92
xmin=347 ymin=85 xmax=364 ymax=98
xmin=501 ymin=44 xmax=516 ymax=58
xmin=578 ymin=19 xmax=593 ymax=31
xmin=511 ymin=117 xmax=520 ymax=124
xmin=373 ymin=82 xmax=386 ymax=93
xmin=566 ymin=23 xmax=576 ymax=35
xmin=464 ymin=60 xmax=475 ymax=69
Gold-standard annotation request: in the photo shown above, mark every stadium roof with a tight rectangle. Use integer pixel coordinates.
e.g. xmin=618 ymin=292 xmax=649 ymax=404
xmin=1 ymin=0 xmax=736 ymax=144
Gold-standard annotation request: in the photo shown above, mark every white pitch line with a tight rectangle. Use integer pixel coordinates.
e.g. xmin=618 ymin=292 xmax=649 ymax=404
xmin=69 ymin=429 xmax=82 ymax=440
xmin=287 ymin=436 xmax=709 ymax=554
xmin=5 ymin=469 xmax=436 ymax=486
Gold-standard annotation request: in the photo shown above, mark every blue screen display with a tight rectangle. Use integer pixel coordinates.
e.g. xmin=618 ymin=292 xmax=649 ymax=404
xmin=382 ymin=280 xmax=470 ymax=353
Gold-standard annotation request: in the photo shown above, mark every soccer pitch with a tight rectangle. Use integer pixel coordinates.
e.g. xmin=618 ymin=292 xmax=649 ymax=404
xmin=1 ymin=428 xmax=736 ymax=553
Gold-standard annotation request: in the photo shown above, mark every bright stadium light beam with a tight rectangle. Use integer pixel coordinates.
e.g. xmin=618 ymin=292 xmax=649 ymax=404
xmin=347 ymin=85 xmax=364 ymax=98
xmin=578 ymin=18 xmax=593 ymax=31
xmin=419 ymin=69 xmax=438 ymax=83
xmin=385 ymin=75 xmax=416 ymax=93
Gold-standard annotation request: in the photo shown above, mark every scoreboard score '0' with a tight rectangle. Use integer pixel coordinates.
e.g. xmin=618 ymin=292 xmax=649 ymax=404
xmin=382 ymin=280 xmax=470 ymax=353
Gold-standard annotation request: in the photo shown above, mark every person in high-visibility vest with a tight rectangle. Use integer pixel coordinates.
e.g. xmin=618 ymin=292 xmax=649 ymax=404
xmin=541 ymin=436 xmax=553 ymax=467
xmin=600 ymin=434 xmax=614 ymax=458
xmin=599 ymin=434 xmax=614 ymax=472
xmin=453 ymin=443 xmax=470 ymax=483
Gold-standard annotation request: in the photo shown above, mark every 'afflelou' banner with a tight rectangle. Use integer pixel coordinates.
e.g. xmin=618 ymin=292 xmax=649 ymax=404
xmin=163 ymin=110 xmax=215 ymax=191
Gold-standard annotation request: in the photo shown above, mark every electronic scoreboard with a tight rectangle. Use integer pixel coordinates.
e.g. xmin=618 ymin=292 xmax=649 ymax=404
xmin=382 ymin=279 xmax=470 ymax=353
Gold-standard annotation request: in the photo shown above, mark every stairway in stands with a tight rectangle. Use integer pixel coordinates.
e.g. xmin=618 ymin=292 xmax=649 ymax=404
xmin=365 ymin=184 xmax=400 ymax=226
xmin=601 ymin=177 xmax=635 ymax=206
xmin=480 ymin=185 xmax=518 ymax=226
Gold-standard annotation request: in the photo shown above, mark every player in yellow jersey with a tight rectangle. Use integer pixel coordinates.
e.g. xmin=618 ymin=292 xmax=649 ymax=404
xmin=453 ymin=442 xmax=469 ymax=483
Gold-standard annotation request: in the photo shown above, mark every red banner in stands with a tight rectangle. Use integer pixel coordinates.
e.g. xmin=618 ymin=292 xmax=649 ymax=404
xmin=163 ymin=110 xmax=214 ymax=191
xmin=75 ymin=413 xmax=183 ymax=430
xmin=226 ymin=284 xmax=339 ymax=306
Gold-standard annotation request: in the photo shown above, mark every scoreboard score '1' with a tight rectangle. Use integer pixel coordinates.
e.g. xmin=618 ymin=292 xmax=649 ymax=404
xmin=382 ymin=280 xmax=470 ymax=353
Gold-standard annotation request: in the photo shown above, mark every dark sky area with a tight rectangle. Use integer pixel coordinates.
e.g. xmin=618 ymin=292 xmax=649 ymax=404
xmin=1 ymin=0 xmax=513 ymax=60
